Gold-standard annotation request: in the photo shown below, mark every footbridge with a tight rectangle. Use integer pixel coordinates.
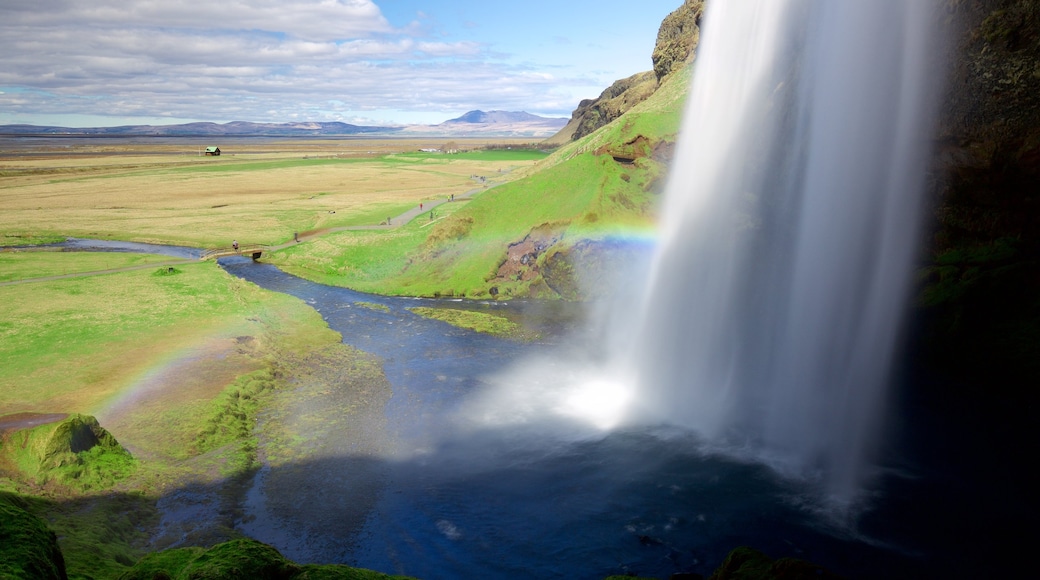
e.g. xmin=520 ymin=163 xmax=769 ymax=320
xmin=200 ymin=244 xmax=268 ymax=261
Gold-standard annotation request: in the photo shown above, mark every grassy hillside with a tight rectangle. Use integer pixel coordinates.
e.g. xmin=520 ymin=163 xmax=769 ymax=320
xmin=269 ymin=67 xmax=691 ymax=300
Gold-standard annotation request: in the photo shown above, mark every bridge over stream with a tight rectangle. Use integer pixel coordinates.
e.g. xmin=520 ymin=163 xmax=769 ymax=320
xmin=200 ymin=244 xmax=268 ymax=261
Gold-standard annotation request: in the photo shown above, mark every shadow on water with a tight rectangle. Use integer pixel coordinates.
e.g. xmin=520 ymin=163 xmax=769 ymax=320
xmin=26 ymin=241 xmax=1034 ymax=578
xmin=213 ymin=256 xmax=1038 ymax=579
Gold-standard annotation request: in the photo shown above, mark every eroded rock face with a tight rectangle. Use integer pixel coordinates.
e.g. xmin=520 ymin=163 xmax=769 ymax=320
xmin=921 ymin=0 xmax=1040 ymax=385
xmin=491 ymin=225 xmax=563 ymax=288
xmin=652 ymin=0 xmax=705 ymax=81
xmin=567 ymin=71 xmax=659 ymax=142
xmin=935 ymin=0 xmax=1040 ymax=251
xmin=548 ymin=0 xmax=704 ymax=143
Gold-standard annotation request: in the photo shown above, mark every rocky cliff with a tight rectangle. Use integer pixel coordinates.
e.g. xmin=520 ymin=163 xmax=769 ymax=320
xmin=921 ymin=0 xmax=1040 ymax=387
xmin=545 ymin=0 xmax=703 ymax=144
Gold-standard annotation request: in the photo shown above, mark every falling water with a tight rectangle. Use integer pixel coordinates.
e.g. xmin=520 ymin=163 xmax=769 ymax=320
xmin=628 ymin=0 xmax=940 ymax=503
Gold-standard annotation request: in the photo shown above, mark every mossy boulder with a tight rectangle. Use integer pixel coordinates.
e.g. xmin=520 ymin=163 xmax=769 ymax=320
xmin=118 ymin=538 xmax=415 ymax=580
xmin=119 ymin=539 xmax=297 ymax=580
xmin=707 ymin=546 xmax=841 ymax=580
xmin=0 ymin=494 xmax=68 ymax=580
xmin=1 ymin=414 xmax=136 ymax=490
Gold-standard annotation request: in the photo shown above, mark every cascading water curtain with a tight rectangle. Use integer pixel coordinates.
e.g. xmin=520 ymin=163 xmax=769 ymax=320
xmin=628 ymin=0 xmax=942 ymax=505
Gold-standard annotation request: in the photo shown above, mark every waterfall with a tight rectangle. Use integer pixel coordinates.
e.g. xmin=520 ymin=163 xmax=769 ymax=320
xmin=628 ymin=0 xmax=940 ymax=503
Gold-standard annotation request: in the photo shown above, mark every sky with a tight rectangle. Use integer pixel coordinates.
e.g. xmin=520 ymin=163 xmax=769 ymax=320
xmin=0 ymin=0 xmax=684 ymax=127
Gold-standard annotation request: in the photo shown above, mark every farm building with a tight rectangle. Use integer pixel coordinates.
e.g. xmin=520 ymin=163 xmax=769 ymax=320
xmin=205 ymin=146 xmax=221 ymax=156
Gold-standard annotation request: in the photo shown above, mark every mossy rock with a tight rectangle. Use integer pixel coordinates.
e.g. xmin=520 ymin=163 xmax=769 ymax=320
xmin=117 ymin=538 xmax=416 ymax=580
xmin=0 ymin=494 xmax=68 ymax=580
xmin=708 ymin=546 xmax=841 ymax=580
xmin=119 ymin=539 xmax=296 ymax=580
xmin=1 ymin=414 xmax=136 ymax=490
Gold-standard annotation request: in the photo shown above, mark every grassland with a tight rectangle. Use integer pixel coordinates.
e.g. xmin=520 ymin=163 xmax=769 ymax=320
xmin=0 ymin=250 xmax=359 ymax=577
xmin=0 ymin=137 xmax=546 ymax=248
xmin=0 ymin=251 xmax=180 ymax=282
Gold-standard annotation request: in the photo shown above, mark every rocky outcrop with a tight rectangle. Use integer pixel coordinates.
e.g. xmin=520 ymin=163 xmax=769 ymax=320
xmin=652 ymin=0 xmax=705 ymax=81
xmin=546 ymin=0 xmax=704 ymax=144
xmin=548 ymin=71 xmax=659 ymax=144
xmin=920 ymin=0 xmax=1040 ymax=386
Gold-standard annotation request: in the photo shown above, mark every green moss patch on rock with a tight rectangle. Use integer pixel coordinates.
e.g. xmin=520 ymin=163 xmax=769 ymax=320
xmin=0 ymin=493 xmax=68 ymax=580
xmin=0 ymin=414 xmax=136 ymax=492
xmin=118 ymin=538 xmax=414 ymax=580
xmin=707 ymin=546 xmax=842 ymax=580
xmin=407 ymin=306 xmax=541 ymax=342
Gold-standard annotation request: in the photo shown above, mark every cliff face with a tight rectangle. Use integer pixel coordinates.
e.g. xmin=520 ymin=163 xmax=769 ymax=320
xmin=652 ymin=0 xmax=705 ymax=81
xmin=546 ymin=0 xmax=703 ymax=144
xmin=922 ymin=0 xmax=1040 ymax=386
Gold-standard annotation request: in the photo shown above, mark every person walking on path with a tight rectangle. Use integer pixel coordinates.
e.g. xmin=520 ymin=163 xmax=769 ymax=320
xmin=420 ymin=202 xmax=423 ymax=210
xmin=232 ymin=240 xmax=239 ymax=251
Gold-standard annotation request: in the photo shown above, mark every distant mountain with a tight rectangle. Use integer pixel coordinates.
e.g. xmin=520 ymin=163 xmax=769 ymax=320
xmin=443 ymin=110 xmax=561 ymax=125
xmin=400 ymin=110 xmax=567 ymax=137
xmin=0 ymin=121 xmax=400 ymax=137
xmin=0 ymin=113 xmax=569 ymax=138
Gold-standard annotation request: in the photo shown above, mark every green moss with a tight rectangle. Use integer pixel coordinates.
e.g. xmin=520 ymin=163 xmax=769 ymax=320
xmin=192 ymin=369 xmax=283 ymax=476
xmin=2 ymin=414 xmax=137 ymax=492
xmin=51 ymin=493 xmax=156 ymax=580
xmin=918 ymin=237 xmax=1040 ymax=385
xmin=707 ymin=546 xmax=840 ymax=580
xmin=117 ymin=538 xmax=416 ymax=580
xmin=0 ymin=493 xmax=68 ymax=580
xmin=117 ymin=547 xmax=204 ymax=580
xmin=152 ymin=266 xmax=183 ymax=277
xmin=407 ymin=307 xmax=541 ymax=341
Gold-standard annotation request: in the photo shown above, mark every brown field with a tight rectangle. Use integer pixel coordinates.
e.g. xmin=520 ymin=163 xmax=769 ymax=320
xmin=0 ymin=136 xmax=543 ymax=248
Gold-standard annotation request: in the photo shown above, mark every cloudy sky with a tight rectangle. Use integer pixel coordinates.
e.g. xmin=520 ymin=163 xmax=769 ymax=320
xmin=0 ymin=0 xmax=683 ymax=127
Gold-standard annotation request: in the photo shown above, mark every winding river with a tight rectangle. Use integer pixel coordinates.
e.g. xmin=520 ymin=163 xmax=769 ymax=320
xmin=22 ymin=241 xmax=1034 ymax=579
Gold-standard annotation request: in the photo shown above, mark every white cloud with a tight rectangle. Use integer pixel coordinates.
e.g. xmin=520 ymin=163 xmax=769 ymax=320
xmin=6 ymin=0 xmax=393 ymax=41
xmin=0 ymin=0 xmax=667 ymax=125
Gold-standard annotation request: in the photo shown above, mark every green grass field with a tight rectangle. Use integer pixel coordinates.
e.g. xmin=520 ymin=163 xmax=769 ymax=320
xmin=0 ymin=251 xmax=181 ymax=282
xmin=0 ymin=143 xmax=548 ymax=249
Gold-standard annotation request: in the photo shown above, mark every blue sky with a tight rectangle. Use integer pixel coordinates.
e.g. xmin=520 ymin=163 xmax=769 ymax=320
xmin=0 ymin=0 xmax=683 ymax=127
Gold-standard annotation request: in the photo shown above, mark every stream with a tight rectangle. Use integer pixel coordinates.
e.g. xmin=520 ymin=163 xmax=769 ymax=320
xmin=33 ymin=241 xmax=1037 ymax=578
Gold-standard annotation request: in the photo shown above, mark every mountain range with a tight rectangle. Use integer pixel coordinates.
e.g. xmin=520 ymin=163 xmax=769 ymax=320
xmin=0 ymin=111 xmax=567 ymax=138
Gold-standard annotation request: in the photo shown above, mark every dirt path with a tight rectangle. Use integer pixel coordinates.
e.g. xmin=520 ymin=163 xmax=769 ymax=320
xmin=269 ymin=180 xmax=492 ymax=249
xmin=0 ymin=412 xmax=68 ymax=435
